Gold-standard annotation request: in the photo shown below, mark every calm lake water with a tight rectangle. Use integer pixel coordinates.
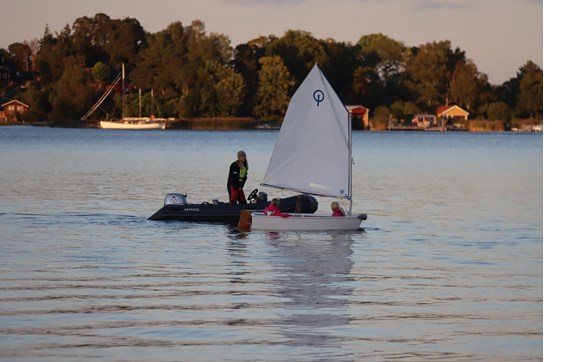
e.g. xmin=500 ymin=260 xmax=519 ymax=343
xmin=0 ymin=127 xmax=542 ymax=361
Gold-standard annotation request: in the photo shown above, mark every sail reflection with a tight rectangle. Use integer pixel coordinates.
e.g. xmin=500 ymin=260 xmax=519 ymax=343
xmin=269 ymin=232 xmax=354 ymax=359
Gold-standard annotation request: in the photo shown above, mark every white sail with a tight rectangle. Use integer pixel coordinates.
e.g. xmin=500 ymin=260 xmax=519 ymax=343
xmin=262 ymin=64 xmax=352 ymax=199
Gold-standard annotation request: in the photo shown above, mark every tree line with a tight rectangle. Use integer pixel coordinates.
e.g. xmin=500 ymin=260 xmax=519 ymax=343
xmin=0 ymin=13 xmax=542 ymax=126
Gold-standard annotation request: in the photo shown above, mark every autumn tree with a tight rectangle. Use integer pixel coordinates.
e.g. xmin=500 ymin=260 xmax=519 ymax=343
xmin=253 ymin=56 xmax=294 ymax=118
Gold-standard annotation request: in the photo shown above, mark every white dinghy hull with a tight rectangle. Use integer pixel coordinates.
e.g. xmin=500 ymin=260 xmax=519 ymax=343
xmin=251 ymin=212 xmax=366 ymax=231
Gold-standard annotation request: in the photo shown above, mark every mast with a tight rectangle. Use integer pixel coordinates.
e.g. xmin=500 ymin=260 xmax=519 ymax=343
xmin=348 ymin=111 xmax=353 ymax=215
xmin=121 ymin=63 xmax=126 ymax=120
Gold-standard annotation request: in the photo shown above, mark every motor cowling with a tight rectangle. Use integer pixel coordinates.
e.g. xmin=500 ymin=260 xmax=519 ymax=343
xmin=257 ymin=191 xmax=268 ymax=202
xmin=164 ymin=193 xmax=188 ymax=205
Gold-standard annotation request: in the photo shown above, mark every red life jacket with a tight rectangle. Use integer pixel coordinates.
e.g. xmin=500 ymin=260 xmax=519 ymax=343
xmin=264 ymin=204 xmax=289 ymax=217
xmin=332 ymin=208 xmax=346 ymax=217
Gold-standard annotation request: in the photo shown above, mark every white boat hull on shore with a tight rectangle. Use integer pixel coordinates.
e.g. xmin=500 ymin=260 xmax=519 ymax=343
xmin=251 ymin=212 xmax=366 ymax=231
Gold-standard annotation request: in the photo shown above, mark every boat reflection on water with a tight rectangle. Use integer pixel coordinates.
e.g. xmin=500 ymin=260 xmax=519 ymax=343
xmin=267 ymin=232 xmax=356 ymax=358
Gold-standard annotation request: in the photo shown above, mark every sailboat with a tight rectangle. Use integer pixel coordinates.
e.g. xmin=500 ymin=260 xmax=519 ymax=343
xmin=82 ymin=64 xmax=166 ymax=130
xmin=249 ymin=64 xmax=367 ymax=231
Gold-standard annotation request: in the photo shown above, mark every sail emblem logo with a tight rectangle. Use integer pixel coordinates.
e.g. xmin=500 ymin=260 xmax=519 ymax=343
xmin=313 ymin=90 xmax=324 ymax=106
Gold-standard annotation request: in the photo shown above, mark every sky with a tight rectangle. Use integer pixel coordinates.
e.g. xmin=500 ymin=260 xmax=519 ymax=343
xmin=1 ymin=0 xmax=542 ymax=85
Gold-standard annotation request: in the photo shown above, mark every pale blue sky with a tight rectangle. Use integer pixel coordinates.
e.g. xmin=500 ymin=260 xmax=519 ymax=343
xmin=2 ymin=0 xmax=542 ymax=84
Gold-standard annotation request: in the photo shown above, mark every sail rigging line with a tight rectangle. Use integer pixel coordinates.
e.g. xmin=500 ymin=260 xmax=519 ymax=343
xmin=81 ymin=72 xmax=122 ymax=120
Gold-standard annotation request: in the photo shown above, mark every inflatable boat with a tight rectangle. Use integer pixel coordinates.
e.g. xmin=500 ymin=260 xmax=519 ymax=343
xmin=148 ymin=189 xmax=318 ymax=223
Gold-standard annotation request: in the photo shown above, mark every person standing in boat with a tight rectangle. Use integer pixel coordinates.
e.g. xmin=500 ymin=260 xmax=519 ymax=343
xmin=228 ymin=150 xmax=248 ymax=205
xmin=331 ymin=201 xmax=346 ymax=217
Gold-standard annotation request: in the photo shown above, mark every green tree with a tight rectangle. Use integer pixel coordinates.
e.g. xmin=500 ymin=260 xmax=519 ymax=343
xmin=92 ymin=61 xmax=110 ymax=83
xmin=36 ymin=25 xmax=73 ymax=84
xmin=389 ymin=100 xmax=421 ymax=122
xmin=48 ymin=56 xmax=92 ymax=124
xmin=106 ymin=17 xmax=146 ymax=67
xmin=352 ymin=66 xmax=382 ymax=107
xmin=449 ymin=59 xmax=483 ymax=111
xmin=486 ymin=101 xmax=511 ymax=122
xmin=71 ymin=14 xmax=109 ymax=66
xmin=131 ymin=22 xmax=181 ymax=95
xmin=133 ymin=19 xmax=234 ymax=105
xmin=266 ymin=30 xmax=327 ymax=90
xmin=0 ymin=48 xmax=17 ymax=71
xmin=177 ymin=90 xmax=197 ymax=118
xmin=516 ymin=61 xmax=542 ymax=118
xmin=19 ymin=83 xmax=50 ymax=121
xmin=253 ymin=56 xmax=294 ymax=118
xmin=322 ymin=40 xmax=360 ymax=104
xmin=358 ymin=34 xmax=405 ymax=80
xmin=405 ymin=41 xmax=466 ymax=109
xmin=8 ymin=42 xmax=32 ymax=72
xmin=233 ymin=36 xmax=272 ymax=116
xmin=195 ymin=60 xmax=245 ymax=117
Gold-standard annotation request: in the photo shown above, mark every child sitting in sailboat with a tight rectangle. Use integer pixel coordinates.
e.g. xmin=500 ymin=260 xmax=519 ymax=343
xmin=264 ymin=198 xmax=290 ymax=218
xmin=331 ymin=202 xmax=346 ymax=217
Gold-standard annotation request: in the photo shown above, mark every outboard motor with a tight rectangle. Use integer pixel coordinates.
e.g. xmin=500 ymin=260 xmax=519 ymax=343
xmin=164 ymin=193 xmax=188 ymax=205
xmin=257 ymin=191 xmax=268 ymax=202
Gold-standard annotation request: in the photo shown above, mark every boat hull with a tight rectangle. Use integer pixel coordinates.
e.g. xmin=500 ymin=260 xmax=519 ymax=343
xmin=148 ymin=194 xmax=318 ymax=223
xmin=100 ymin=120 xmax=166 ymax=130
xmin=250 ymin=213 xmax=367 ymax=231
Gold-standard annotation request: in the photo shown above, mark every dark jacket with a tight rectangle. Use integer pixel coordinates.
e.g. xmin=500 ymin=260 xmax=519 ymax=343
xmin=227 ymin=161 xmax=248 ymax=189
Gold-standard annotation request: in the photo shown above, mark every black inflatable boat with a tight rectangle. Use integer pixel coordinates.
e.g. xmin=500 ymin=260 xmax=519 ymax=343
xmin=148 ymin=189 xmax=318 ymax=223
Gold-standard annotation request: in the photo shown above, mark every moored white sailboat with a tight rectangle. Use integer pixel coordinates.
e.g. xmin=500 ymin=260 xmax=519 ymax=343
xmin=250 ymin=64 xmax=367 ymax=231
xmin=82 ymin=64 xmax=166 ymax=130
xmin=99 ymin=118 xmax=166 ymax=130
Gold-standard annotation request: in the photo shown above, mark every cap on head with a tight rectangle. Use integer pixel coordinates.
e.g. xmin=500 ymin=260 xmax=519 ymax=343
xmin=237 ymin=150 xmax=246 ymax=158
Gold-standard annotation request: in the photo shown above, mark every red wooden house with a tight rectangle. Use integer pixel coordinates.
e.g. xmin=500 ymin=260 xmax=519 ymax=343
xmin=1 ymin=99 xmax=30 ymax=121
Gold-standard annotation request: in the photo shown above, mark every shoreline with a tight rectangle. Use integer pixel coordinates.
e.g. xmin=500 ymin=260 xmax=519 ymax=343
xmin=1 ymin=118 xmax=542 ymax=132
